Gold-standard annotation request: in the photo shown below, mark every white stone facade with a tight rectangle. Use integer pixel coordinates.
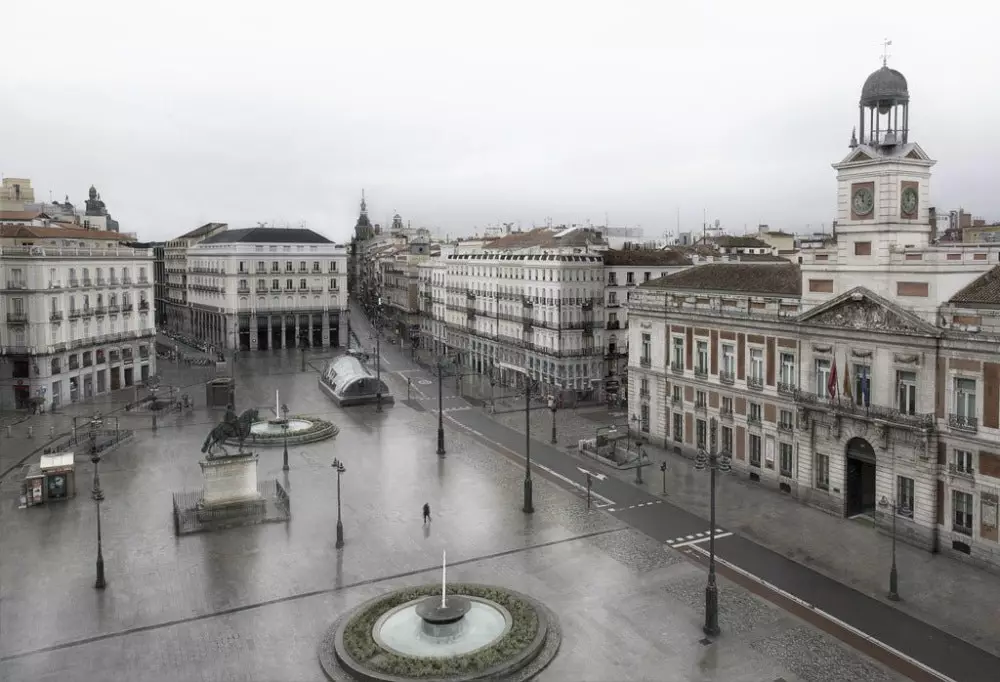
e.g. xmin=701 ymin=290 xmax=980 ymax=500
xmin=0 ymin=237 xmax=157 ymax=410
xmin=184 ymin=230 xmax=348 ymax=351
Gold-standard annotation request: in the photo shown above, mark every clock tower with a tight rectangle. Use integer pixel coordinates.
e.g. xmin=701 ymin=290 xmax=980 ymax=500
xmin=832 ymin=60 xmax=935 ymax=261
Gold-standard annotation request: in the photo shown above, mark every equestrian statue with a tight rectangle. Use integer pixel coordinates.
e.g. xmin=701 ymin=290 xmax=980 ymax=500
xmin=201 ymin=404 xmax=259 ymax=458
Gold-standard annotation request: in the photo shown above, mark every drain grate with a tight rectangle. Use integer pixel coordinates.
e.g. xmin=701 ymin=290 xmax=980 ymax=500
xmin=699 ymin=637 xmax=713 ymax=646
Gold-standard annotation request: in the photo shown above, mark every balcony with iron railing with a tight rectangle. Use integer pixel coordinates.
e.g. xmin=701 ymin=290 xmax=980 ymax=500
xmin=607 ymin=320 xmax=621 ymax=330
xmin=670 ymin=363 xmax=684 ymax=376
xmin=719 ymin=370 xmax=735 ymax=385
xmin=82 ymin=278 xmax=93 ymax=287
xmin=139 ymin=301 xmax=149 ymax=311
xmin=68 ymin=309 xmax=82 ymax=319
xmin=68 ymin=278 xmax=80 ymax=287
xmin=777 ymin=381 xmax=797 ymax=396
xmin=6 ymin=312 xmax=28 ymax=324
xmin=778 ymin=420 xmax=794 ymax=433
xmin=794 ymin=390 xmax=935 ymax=430
xmin=747 ymin=414 xmax=762 ymax=427
xmin=949 ymin=414 xmax=978 ymax=433
xmin=639 ymin=388 xmax=650 ymax=399
xmin=747 ymin=375 xmax=764 ymax=391
xmin=695 ymin=400 xmax=707 ymax=413
xmin=639 ymin=356 xmax=651 ymax=368
xmin=694 ymin=364 xmax=708 ymax=379
xmin=720 ymin=406 xmax=733 ymax=421
xmin=948 ymin=462 xmax=975 ymax=480
xmin=50 ymin=311 xmax=63 ymax=322
xmin=96 ymin=277 xmax=107 ymax=286
xmin=94 ymin=306 xmax=107 ymax=316
xmin=671 ymin=395 xmax=683 ymax=407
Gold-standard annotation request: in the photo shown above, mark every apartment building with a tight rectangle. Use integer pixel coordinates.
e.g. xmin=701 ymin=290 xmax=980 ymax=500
xmin=0 ymin=215 xmax=156 ymax=410
xmin=164 ymin=222 xmax=228 ymax=334
xmin=186 ymin=227 xmax=348 ymax=350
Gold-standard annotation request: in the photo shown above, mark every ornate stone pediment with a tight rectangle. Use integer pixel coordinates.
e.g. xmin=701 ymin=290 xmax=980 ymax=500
xmin=798 ymin=288 xmax=937 ymax=336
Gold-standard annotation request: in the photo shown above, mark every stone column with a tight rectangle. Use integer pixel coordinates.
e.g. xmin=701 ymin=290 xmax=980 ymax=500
xmin=322 ymin=311 xmax=330 ymax=347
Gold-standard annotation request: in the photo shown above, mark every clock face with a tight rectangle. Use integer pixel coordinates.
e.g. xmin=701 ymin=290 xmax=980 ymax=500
xmin=901 ymin=187 xmax=918 ymax=215
xmin=853 ymin=187 xmax=874 ymax=216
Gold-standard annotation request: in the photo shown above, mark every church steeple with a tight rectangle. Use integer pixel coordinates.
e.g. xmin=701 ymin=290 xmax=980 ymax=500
xmin=353 ymin=189 xmax=374 ymax=240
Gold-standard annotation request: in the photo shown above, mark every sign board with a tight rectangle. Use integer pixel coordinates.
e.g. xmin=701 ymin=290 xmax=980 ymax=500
xmin=605 ymin=379 xmax=620 ymax=393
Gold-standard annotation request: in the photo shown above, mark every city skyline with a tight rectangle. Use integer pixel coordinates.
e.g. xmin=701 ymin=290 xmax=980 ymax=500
xmin=4 ymin=1 xmax=999 ymax=242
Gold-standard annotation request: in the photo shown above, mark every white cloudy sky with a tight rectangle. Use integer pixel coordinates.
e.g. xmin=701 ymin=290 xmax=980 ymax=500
xmin=3 ymin=0 xmax=997 ymax=243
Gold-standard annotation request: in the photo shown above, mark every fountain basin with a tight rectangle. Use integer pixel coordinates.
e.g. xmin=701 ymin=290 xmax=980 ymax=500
xmin=250 ymin=419 xmax=313 ymax=436
xmin=224 ymin=415 xmax=339 ymax=448
xmin=374 ymin=596 xmax=509 ymax=658
xmin=322 ymin=583 xmax=561 ymax=682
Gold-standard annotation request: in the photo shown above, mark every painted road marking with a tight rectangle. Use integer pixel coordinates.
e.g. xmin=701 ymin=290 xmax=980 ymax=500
xmin=446 ymin=415 xmax=616 ymax=506
xmin=670 ymin=532 xmax=733 ymax=549
xmin=684 ymin=543 xmax=957 ymax=682
xmin=576 ymin=466 xmax=607 ymax=481
xmin=613 ymin=500 xmax=665 ymax=511
xmin=418 ymin=380 xmax=432 ymax=385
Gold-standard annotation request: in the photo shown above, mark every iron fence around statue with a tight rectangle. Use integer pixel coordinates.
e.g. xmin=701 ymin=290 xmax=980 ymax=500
xmin=171 ymin=479 xmax=290 ymax=535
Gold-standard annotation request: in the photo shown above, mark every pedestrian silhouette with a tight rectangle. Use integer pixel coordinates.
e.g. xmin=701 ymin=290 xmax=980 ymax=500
xmin=423 ymin=503 xmax=431 ymax=524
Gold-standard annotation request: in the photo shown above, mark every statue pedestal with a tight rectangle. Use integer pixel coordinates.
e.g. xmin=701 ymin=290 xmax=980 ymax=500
xmin=199 ymin=453 xmax=260 ymax=507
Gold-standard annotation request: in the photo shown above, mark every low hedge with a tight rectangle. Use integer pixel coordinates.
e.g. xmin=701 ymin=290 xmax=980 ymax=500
xmin=342 ymin=583 xmax=539 ymax=678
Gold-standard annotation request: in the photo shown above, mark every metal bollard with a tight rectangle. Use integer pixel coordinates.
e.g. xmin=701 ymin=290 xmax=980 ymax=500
xmin=50 ymin=426 xmax=55 ymax=438
xmin=152 ymin=415 xmax=158 ymax=432
xmin=27 ymin=426 xmax=33 ymax=439
xmin=5 ymin=425 xmax=11 ymax=438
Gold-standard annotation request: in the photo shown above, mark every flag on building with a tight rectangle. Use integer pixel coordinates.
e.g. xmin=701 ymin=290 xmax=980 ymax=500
xmin=861 ymin=367 xmax=871 ymax=407
xmin=843 ymin=363 xmax=853 ymax=402
xmin=828 ymin=358 xmax=838 ymax=400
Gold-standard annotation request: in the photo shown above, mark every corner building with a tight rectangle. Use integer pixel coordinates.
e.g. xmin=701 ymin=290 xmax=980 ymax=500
xmin=628 ymin=64 xmax=1000 ymax=569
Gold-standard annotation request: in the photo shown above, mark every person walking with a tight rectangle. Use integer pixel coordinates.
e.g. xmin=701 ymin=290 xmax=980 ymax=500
xmin=423 ymin=503 xmax=431 ymax=524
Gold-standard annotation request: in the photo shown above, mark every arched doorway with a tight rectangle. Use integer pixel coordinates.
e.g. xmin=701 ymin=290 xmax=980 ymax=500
xmin=845 ymin=437 xmax=877 ymax=517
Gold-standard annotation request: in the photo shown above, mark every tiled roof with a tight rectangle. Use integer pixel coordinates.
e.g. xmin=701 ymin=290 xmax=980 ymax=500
xmin=201 ymin=227 xmax=332 ymax=244
xmin=714 ymin=236 xmax=771 ymax=248
xmin=603 ymin=248 xmax=692 ymax=266
xmin=732 ymin=253 xmax=791 ymax=263
xmin=177 ymin=222 xmax=227 ymax=239
xmin=673 ymin=244 xmax=718 ymax=257
xmin=484 ymin=227 xmax=605 ymax=250
xmin=0 ymin=210 xmax=49 ymax=221
xmin=0 ymin=224 xmax=129 ymax=240
xmin=949 ymin=266 xmax=1000 ymax=306
xmin=640 ymin=262 xmax=802 ymax=296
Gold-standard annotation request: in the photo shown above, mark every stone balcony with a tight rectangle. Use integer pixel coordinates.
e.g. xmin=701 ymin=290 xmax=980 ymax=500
xmin=795 ymin=390 xmax=935 ymax=431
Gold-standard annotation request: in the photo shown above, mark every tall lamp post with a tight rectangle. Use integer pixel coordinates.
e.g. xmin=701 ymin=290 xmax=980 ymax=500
xmin=489 ymin=365 xmax=496 ymax=415
xmin=89 ymin=413 xmax=107 ymax=590
xmin=548 ymin=395 xmax=557 ymax=445
xmin=695 ymin=417 xmax=731 ymax=637
xmin=281 ymin=422 xmax=290 ymax=472
xmin=332 ymin=457 xmax=346 ymax=549
xmin=375 ymin=297 xmax=383 ymax=413
xmin=436 ymin=357 xmax=447 ymax=456
xmin=507 ymin=366 xmax=535 ymax=514
xmin=878 ymin=495 xmax=910 ymax=601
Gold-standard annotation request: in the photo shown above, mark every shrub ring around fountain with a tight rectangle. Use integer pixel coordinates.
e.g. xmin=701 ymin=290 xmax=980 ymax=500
xmin=319 ymin=583 xmax=561 ymax=682
xmin=224 ymin=415 xmax=339 ymax=447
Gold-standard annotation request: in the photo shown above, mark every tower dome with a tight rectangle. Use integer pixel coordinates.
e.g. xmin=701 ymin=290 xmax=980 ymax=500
xmin=860 ymin=66 xmax=909 ymax=110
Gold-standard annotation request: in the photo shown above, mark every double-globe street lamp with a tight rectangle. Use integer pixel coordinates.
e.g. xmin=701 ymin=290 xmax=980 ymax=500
xmin=695 ymin=417 xmax=731 ymax=637
xmin=88 ymin=413 xmax=107 ymax=590
xmin=879 ymin=494 xmax=911 ymax=601
xmin=332 ymin=457 xmax=347 ymax=549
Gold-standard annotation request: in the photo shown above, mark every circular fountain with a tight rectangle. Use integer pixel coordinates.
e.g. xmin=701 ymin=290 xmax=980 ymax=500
xmin=224 ymin=389 xmax=339 ymax=447
xmin=319 ymin=551 xmax=561 ymax=681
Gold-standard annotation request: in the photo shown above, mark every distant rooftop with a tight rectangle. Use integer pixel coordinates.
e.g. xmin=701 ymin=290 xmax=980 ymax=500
xmin=603 ymin=248 xmax=692 ymax=267
xmin=640 ymin=262 xmax=802 ymax=297
xmin=176 ymin=222 xmax=228 ymax=240
xmin=484 ymin=227 xmax=605 ymax=251
xmin=200 ymin=227 xmax=332 ymax=245
xmin=713 ymin=236 xmax=772 ymax=249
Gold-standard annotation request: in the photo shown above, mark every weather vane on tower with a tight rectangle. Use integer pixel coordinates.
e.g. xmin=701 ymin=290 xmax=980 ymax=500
xmin=882 ymin=38 xmax=892 ymax=67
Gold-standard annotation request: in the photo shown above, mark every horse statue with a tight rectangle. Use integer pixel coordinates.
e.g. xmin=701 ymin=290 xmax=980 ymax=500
xmin=201 ymin=407 xmax=259 ymax=458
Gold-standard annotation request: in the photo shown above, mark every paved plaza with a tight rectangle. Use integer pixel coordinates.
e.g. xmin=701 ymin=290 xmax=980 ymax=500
xmin=0 ymin=351 xmax=914 ymax=681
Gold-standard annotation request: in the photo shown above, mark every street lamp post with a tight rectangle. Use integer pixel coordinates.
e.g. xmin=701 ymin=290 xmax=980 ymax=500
xmin=375 ymin=298 xmax=383 ymax=413
xmin=281 ymin=421 xmax=290 ymax=471
xmin=548 ymin=395 xmax=557 ymax=445
xmin=507 ymin=369 xmax=535 ymax=514
xmin=332 ymin=457 xmax=346 ymax=548
xmin=695 ymin=417 xmax=731 ymax=637
xmin=89 ymin=413 xmax=107 ymax=590
xmin=436 ymin=357 xmax=446 ymax=456
xmin=878 ymin=495 xmax=910 ymax=601
xmin=489 ymin=366 xmax=496 ymax=415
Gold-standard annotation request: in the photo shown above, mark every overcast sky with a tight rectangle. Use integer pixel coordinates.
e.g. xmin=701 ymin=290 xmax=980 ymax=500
xmin=3 ymin=1 xmax=997 ymax=243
